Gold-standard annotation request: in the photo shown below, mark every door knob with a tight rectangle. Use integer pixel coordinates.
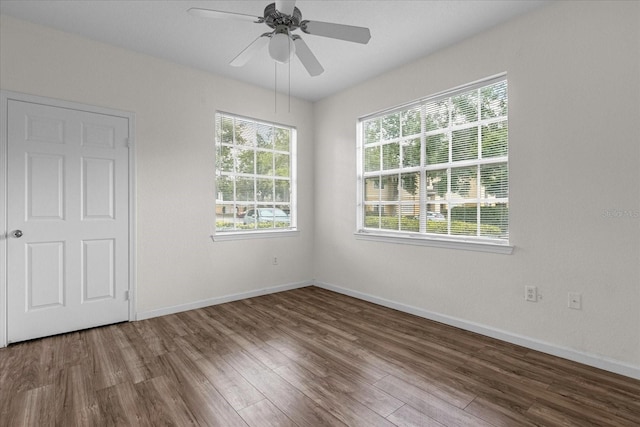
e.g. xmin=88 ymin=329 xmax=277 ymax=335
xmin=12 ymin=230 xmax=23 ymax=238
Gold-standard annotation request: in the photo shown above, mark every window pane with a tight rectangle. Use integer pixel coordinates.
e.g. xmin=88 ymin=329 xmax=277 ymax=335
xmin=452 ymin=127 xmax=478 ymax=162
xmin=426 ymin=169 xmax=447 ymax=199
xmin=401 ymin=107 xmax=421 ymax=137
xmin=235 ymin=119 xmax=255 ymax=146
xmin=236 ymin=148 xmax=255 ymax=174
xmin=274 ymin=153 xmax=289 ymax=177
xmin=236 ymin=178 xmax=255 ymax=201
xmin=257 ymin=124 xmax=273 ymax=149
xmin=425 ymin=100 xmax=449 ymax=132
xmin=276 ymin=204 xmax=290 ymax=214
xmin=400 ymin=206 xmax=419 ymax=232
xmin=402 ymin=139 xmax=421 ymax=168
xmin=452 ymin=91 xmax=478 ymax=125
xmin=256 ymin=151 xmax=273 ymax=175
xmin=275 ymin=179 xmax=290 ymax=202
xmin=451 ymin=218 xmax=477 ymax=236
xmin=400 ymin=172 xmax=419 ymax=201
xmin=364 ymin=177 xmax=380 ymax=201
xmin=480 ymin=203 xmax=508 ymax=238
xmin=382 ymin=142 xmax=400 ymax=170
xmin=237 ymin=205 xmax=250 ymax=219
xmin=217 ymin=145 xmax=234 ymax=172
xmin=381 ymin=208 xmax=399 ymax=230
xmin=382 ymin=113 xmax=401 ymax=140
xmin=364 ymin=146 xmax=380 ymax=172
xmin=482 ymin=121 xmax=508 ymax=158
xmin=451 ymin=205 xmax=478 ymax=236
xmin=426 ymin=203 xmax=448 ymax=234
xmin=274 ymin=219 xmax=289 ymax=229
xmin=216 ymin=176 xmax=234 ymax=201
xmin=481 ymin=80 xmax=508 ymax=120
xmin=481 ymin=163 xmax=509 ymax=199
xmin=248 ymin=205 xmax=290 ymax=229
xmin=364 ymin=119 xmax=381 ymax=144
xmin=426 ymin=133 xmax=449 ymax=165
xmin=216 ymin=203 xmax=235 ymax=231
xmin=380 ymin=176 xmax=398 ymax=201
xmin=274 ymin=127 xmax=290 ymax=151
xmin=364 ymin=205 xmax=381 ymax=228
xmin=220 ymin=116 xmax=234 ymax=143
xmin=451 ymin=166 xmax=477 ymax=199
xmin=256 ymin=179 xmax=273 ymax=201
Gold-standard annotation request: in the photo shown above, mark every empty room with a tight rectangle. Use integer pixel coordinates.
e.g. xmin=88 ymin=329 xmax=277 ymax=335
xmin=1 ymin=0 xmax=639 ymax=425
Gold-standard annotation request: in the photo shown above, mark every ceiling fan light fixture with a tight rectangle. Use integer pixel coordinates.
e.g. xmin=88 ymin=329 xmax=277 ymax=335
xmin=269 ymin=31 xmax=296 ymax=63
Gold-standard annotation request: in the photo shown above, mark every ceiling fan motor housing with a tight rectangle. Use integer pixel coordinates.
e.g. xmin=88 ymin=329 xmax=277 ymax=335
xmin=264 ymin=3 xmax=302 ymax=30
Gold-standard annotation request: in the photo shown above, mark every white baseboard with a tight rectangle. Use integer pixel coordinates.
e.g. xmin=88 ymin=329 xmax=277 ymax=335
xmin=314 ymin=281 xmax=640 ymax=381
xmin=134 ymin=278 xmax=639 ymax=380
xmin=136 ymin=280 xmax=312 ymax=321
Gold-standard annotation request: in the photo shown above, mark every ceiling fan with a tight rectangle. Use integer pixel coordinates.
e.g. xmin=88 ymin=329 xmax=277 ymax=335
xmin=188 ymin=0 xmax=371 ymax=76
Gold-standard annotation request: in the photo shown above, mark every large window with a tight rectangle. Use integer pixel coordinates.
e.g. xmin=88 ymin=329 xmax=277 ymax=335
xmin=215 ymin=112 xmax=296 ymax=235
xmin=357 ymin=75 xmax=509 ymax=250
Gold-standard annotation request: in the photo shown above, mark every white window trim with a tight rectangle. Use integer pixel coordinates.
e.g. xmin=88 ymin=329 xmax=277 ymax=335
xmin=354 ymin=230 xmax=514 ymax=254
xmin=213 ymin=112 xmax=297 ymax=240
xmin=211 ymin=229 xmax=300 ymax=242
xmin=355 ymin=73 xmax=512 ymax=254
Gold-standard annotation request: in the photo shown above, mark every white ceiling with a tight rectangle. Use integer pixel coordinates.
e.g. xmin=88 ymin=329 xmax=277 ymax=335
xmin=0 ymin=0 xmax=549 ymax=101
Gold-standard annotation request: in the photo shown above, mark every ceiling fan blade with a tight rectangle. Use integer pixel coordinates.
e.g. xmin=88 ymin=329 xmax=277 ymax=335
xmin=293 ymin=37 xmax=324 ymax=76
xmin=275 ymin=1 xmax=296 ymax=16
xmin=230 ymin=35 xmax=270 ymax=67
xmin=188 ymin=7 xmax=263 ymax=23
xmin=300 ymin=20 xmax=371 ymax=44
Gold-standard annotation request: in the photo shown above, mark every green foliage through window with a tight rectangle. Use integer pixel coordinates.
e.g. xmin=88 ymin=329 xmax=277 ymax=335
xmin=215 ymin=113 xmax=295 ymax=232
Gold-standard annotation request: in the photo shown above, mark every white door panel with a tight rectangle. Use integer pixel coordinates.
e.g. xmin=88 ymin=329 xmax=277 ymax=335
xmin=26 ymin=241 xmax=65 ymax=309
xmin=7 ymin=99 xmax=130 ymax=343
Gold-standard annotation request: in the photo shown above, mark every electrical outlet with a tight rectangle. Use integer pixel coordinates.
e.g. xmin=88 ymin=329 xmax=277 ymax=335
xmin=525 ymin=286 xmax=538 ymax=302
xmin=272 ymin=256 xmax=278 ymax=265
xmin=568 ymin=292 xmax=582 ymax=310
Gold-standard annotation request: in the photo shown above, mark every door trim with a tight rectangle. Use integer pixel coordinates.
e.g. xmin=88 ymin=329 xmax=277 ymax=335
xmin=0 ymin=90 xmax=136 ymax=347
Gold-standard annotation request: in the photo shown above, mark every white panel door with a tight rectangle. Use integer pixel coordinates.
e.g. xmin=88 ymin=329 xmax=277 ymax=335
xmin=7 ymin=100 xmax=130 ymax=343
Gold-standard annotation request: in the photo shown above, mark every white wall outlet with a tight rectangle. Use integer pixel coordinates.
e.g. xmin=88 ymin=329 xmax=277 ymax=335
xmin=568 ymin=292 xmax=582 ymax=310
xmin=525 ymin=286 xmax=538 ymax=302
xmin=272 ymin=256 xmax=278 ymax=265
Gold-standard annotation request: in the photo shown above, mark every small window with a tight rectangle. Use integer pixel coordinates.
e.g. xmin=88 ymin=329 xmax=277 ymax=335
xmin=357 ymin=75 xmax=509 ymax=251
xmin=215 ymin=112 xmax=296 ymax=236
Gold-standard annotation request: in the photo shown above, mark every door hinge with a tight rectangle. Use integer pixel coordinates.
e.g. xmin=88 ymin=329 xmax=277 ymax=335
xmin=124 ymin=137 xmax=130 ymax=148
xmin=124 ymin=290 xmax=129 ymax=301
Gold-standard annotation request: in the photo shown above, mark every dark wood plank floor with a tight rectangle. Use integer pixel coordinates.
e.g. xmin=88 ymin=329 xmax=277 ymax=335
xmin=1 ymin=286 xmax=639 ymax=426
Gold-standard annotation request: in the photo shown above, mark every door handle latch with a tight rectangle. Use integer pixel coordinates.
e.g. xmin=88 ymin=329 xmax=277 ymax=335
xmin=12 ymin=230 xmax=23 ymax=238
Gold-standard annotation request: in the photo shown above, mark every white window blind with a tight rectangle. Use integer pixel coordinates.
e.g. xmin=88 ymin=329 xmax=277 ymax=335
xmin=358 ymin=75 xmax=509 ymax=247
xmin=215 ymin=112 xmax=296 ymax=234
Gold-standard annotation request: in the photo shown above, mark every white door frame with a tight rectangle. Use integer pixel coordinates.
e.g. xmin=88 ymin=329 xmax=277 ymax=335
xmin=0 ymin=90 xmax=137 ymax=347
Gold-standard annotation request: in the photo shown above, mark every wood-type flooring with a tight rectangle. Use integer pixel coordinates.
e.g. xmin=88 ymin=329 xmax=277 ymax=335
xmin=1 ymin=286 xmax=639 ymax=426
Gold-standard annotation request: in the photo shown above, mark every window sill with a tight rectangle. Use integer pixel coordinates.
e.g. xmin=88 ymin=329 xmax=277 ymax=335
xmin=211 ymin=229 xmax=299 ymax=242
xmin=354 ymin=230 xmax=514 ymax=254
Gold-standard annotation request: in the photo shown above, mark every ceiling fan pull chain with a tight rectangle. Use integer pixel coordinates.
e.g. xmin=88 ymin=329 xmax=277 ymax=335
xmin=288 ymin=41 xmax=292 ymax=113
